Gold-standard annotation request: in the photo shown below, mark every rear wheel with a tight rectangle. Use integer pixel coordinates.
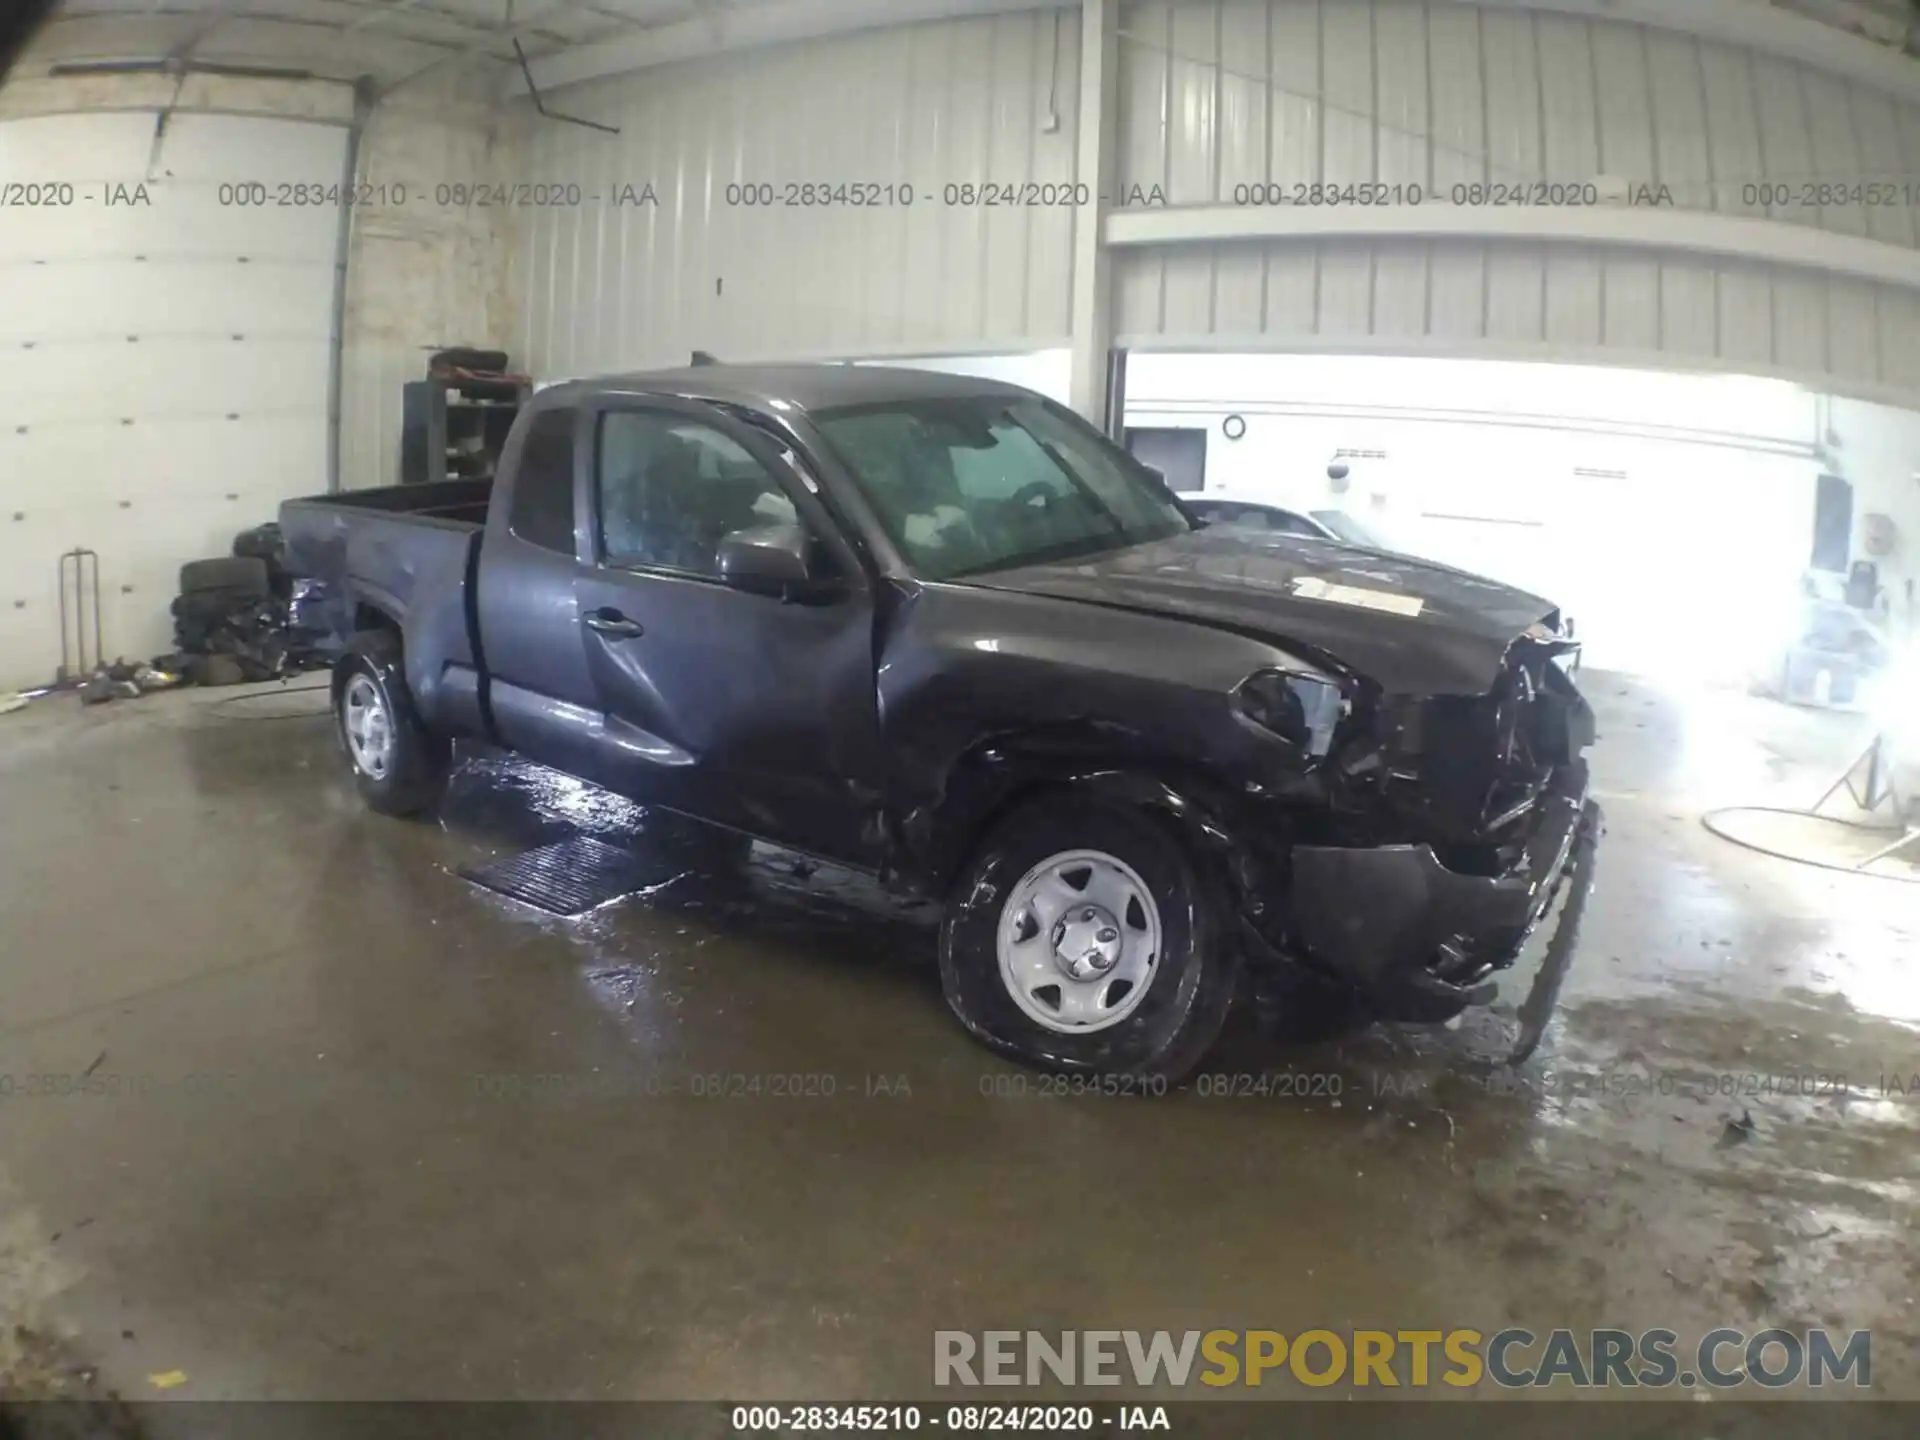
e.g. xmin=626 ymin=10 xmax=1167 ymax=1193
xmin=333 ymin=632 xmax=449 ymax=816
xmin=938 ymin=796 xmax=1237 ymax=1082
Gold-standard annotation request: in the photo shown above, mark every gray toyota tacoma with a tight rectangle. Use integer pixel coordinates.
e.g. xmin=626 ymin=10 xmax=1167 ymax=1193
xmin=282 ymin=364 xmax=1601 ymax=1081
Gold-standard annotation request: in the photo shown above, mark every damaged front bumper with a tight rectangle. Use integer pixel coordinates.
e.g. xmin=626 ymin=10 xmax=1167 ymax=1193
xmin=1288 ymin=763 xmax=1603 ymax=1055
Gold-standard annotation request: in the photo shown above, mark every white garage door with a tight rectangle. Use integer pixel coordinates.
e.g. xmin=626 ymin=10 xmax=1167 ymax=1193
xmin=1384 ymin=430 xmax=1817 ymax=682
xmin=1126 ymin=355 xmax=1825 ymax=685
xmin=0 ymin=111 xmax=344 ymax=689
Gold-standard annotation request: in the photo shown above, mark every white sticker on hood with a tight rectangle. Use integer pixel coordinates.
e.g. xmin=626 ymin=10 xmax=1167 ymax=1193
xmin=1291 ymin=575 xmax=1425 ymax=617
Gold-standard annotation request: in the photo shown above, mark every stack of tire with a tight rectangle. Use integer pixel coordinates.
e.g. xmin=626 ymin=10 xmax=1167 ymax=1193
xmin=166 ymin=523 xmax=294 ymax=685
xmin=232 ymin=521 xmax=294 ymax=597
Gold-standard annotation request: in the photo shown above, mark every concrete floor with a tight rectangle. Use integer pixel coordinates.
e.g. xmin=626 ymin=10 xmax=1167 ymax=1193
xmin=0 ymin=673 xmax=1915 ymax=1403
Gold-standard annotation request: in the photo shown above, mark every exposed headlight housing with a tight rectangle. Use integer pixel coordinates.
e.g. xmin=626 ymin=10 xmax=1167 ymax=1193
xmin=1232 ymin=669 xmax=1348 ymax=761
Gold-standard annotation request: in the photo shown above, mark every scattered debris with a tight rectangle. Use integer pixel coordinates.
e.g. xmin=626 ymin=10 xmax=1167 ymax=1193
xmin=0 ymin=1328 xmax=144 ymax=1437
xmin=165 ymin=524 xmax=327 ymax=686
xmin=1720 ymin=1108 xmax=1758 ymax=1145
xmin=144 ymin=1370 xmax=186 ymax=1391
xmin=40 ymin=660 xmax=185 ymax=711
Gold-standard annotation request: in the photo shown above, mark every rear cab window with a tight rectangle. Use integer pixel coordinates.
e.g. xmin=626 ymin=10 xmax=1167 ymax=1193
xmin=509 ymin=407 xmax=579 ymax=554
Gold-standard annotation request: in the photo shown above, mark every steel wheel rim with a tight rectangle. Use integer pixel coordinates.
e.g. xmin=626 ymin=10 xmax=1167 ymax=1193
xmin=996 ymin=848 xmax=1162 ymax=1034
xmin=342 ymin=673 xmax=394 ymax=780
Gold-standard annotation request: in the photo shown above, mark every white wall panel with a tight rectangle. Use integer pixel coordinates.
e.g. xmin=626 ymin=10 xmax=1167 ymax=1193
xmin=1479 ymin=11 xmax=1544 ymax=187
xmin=513 ymin=9 xmax=1081 ymax=380
xmin=1644 ymin=33 xmax=1709 ymax=210
xmin=1116 ymin=0 xmax=1920 ymax=247
xmin=1536 ymin=14 xmax=1599 ymax=184
xmin=0 ymin=111 xmax=344 ymax=686
xmin=1851 ymin=88 xmax=1918 ymax=250
xmin=1108 ymin=0 xmax=1920 ymax=401
xmin=1133 ymin=352 xmax=1920 ymax=643
xmin=494 ymin=0 xmax=1918 ymax=406
xmin=1265 ymin=0 xmax=1321 ymax=186
xmin=1125 ymin=352 xmax=1838 ymax=677
xmin=1116 ymin=236 xmax=1920 ymax=399
xmin=1210 ymin=1 xmax=1273 ymax=326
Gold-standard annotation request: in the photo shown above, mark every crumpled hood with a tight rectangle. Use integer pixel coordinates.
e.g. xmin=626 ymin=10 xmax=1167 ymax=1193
xmin=961 ymin=528 xmax=1564 ymax=695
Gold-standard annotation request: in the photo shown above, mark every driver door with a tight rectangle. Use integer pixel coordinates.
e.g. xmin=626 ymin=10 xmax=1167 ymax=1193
xmin=569 ymin=396 xmax=884 ymax=866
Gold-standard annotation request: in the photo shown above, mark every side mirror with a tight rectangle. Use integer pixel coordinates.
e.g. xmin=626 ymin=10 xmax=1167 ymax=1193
xmin=717 ymin=523 xmax=837 ymax=601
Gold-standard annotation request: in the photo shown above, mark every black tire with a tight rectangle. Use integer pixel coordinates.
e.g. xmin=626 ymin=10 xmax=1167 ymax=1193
xmin=231 ymin=522 xmax=284 ymax=562
xmin=429 ymin=347 xmax=510 ymax=373
xmin=938 ymin=795 xmax=1237 ymax=1082
xmin=171 ymin=587 xmax=260 ymax=624
xmin=180 ymin=556 xmax=268 ymax=597
xmin=232 ymin=524 xmax=293 ymax=597
xmin=332 ymin=630 xmax=449 ymax=816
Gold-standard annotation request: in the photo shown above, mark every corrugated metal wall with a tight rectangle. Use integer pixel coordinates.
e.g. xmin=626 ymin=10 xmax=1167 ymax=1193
xmin=516 ymin=9 xmax=1082 ymax=379
xmin=507 ymin=0 xmax=1920 ymax=399
xmin=1116 ymin=1 xmax=1920 ymax=240
xmin=1115 ymin=238 xmax=1920 ymax=393
xmin=1111 ymin=0 xmax=1920 ymax=393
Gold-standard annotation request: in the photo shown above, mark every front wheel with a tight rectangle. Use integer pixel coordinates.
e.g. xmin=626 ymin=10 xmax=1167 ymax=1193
xmin=333 ymin=632 xmax=449 ymax=816
xmin=938 ymin=796 xmax=1237 ymax=1082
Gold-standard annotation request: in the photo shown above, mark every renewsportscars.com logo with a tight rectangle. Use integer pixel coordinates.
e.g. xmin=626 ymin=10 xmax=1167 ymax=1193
xmin=933 ymin=1329 xmax=1871 ymax=1391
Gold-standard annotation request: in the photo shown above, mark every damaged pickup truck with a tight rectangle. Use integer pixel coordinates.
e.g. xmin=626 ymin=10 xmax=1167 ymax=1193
xmin=282 ymin=364 xmax=1601 ymax=1080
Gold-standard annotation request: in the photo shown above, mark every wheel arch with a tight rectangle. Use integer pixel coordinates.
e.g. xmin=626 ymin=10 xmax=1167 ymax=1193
xmin=329 ymin=623 xmax=451 ymax=816
xmin=929 ymin=740 xmax=1252 ymax=1082
xmin=331 ymin=622 xmax=405 ymax=710
xmin=351 ymin=599 xmax=402 ymax=636
xmin=895 ymin=724 xmax=1259 ymax=907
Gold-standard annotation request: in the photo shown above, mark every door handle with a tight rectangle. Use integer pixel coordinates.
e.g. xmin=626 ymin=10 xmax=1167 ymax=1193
xmin=583 ymin=608 xmax=644 ymax=639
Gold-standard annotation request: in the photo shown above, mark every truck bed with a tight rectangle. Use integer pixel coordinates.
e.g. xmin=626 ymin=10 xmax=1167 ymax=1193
xmin=285 ymin=477 xmax=493 ymax=528
xmin=280 ymin=479 xmax=489 ymax=658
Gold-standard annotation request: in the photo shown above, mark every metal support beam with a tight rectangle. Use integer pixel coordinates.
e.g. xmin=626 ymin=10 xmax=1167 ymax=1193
xmin=382 ymin=0 xmax=605 ymax=99
xmin=163 ymin=0 xmax=252 ymax=65
xmin=326 ymin=75 xmax=377 ymax=495
xmin=511 ymin=0 xmax=1918 ymax=103
xmin=1067 ymin=0 xmax=1115 ymax=424
xmin=343 ymin=0 xmax=461 ymax=37
xmin=1102 ymin=202 xmax=1920 ymax=297
xmin=1462 ymin=0 xmax=1920 ymax=102
xmin=1102 ymin=346 xmax=1127 ymax=441
xmin=512 ymin=0 xmax=1074 ymax=99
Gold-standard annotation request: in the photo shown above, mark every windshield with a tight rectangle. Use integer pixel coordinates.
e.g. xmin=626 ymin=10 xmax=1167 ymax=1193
xmin=1310 ymin=509 xmax=1387 ymax=548
xmin=813 ymin=395 xmax=1192 ymax=579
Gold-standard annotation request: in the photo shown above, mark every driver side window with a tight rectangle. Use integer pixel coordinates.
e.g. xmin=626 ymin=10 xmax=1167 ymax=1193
xmin=596 ymin=410 xmax=800 ymax=577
